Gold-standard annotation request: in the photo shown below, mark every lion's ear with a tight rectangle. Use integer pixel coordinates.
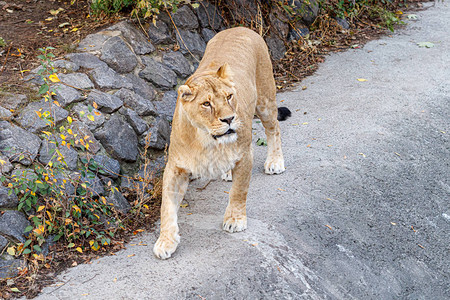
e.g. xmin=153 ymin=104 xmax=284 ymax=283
xmin=178 ymin=85 xmax=194 ymax=101
xmin=217 ymin=63 xmax=232 ymax=80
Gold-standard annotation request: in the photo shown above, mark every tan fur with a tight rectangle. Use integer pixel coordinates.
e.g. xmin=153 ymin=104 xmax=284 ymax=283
xmin=153 ymin=27 xmax=286 ymax=259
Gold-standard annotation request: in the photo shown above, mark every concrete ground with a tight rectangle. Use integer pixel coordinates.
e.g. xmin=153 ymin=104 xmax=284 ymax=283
xmin=36 ymin=3 xmax=449 ymax=299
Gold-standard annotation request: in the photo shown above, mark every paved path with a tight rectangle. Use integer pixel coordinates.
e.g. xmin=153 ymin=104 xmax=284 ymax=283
xmin=37 ymin=3 xmax=449 ymax=299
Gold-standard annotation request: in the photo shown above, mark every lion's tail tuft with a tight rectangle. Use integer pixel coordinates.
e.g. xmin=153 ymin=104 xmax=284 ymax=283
xmin=277 ymin=107 xmax=292 ymax=121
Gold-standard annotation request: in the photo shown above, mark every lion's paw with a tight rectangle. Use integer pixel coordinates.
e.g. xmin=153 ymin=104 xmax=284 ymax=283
xmin=222 ymin=216 xmax=247 ymax=233
xmin=264 ymin=156 xmax=285 ymax=174
xmin=153 ymin=234 xmax=180 ymax=260
xmin=221 ymin=170 xmax=233 ymax=182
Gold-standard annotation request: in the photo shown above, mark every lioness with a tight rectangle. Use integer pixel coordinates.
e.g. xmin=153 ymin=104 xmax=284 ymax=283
xmin=153 ymin=27 xmax=290 ymax=259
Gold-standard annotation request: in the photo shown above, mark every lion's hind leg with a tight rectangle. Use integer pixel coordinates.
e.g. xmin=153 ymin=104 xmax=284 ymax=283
xmin=256 ymin=100 xmax=286 ymax=175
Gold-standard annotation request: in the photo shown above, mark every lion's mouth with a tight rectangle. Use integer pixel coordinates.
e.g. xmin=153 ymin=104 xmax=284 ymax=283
xmin=212 ymin=129 xmax=236 ymax=139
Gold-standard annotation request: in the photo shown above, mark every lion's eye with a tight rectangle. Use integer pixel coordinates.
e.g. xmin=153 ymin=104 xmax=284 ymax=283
xmin=226 ymin=94 xmax=233 ymax=101
xmin=202 ymin=101 xmax=211 ymax=107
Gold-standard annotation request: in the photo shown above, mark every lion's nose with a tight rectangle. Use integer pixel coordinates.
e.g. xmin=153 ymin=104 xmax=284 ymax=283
xmin=220 ymin=116 xmax=235 ymax=125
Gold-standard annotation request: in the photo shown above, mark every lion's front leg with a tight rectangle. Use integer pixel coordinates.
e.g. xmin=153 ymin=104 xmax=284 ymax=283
xmin=153 ymin=163 xmax=189 ymax=259
xmin=223 ymin=150 xmax=253 ymax=233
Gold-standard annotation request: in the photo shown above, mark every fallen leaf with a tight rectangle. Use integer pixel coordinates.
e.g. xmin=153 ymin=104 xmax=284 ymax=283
xmin=358 ymin=153 xmax=366 ymax=158
xmin=302 ymin=122 xmax=308 ymax=125
xmin=302 ymin=86 xmax=307 ymax=90
xmin=325 ymin=225 xmax=333 ymax=230
xmin=76 ymin=247 xmax=83 ymax=253
xmin=395 ymin=10 xmax=403 ymax=15
xmin=180 ymin=203 xmax=188 ymax=208
xmin=49 ymin=7 xmax=64 ymax=15
xmin=10 ymin=287 xmax=20 ymax=292
xmin=59 ymin=22 xmax=70 ymax=28
xmin=407 ymin=14 xmax=418 ymax=20
xmin=127 ymin=254 xmax=135 ymax=258
xmin=417 ymin=244 xmax=425 ymax=249
xmin=390 ymin=222 xmax=397 ymax=225
xmin=417 ymin=42 xmax=434 ymax=48
xmin=277 ymin=188 xmax=285 ymax=192
xmin=251 ymin=243 xmax=259 ymax=247
xmin=256 ymin=138 xmax=267 ymax=146
xmin=357 ymin=78 xmax=368 ymax=82
xmin=45 ymin=17 xmax=53 ymax=21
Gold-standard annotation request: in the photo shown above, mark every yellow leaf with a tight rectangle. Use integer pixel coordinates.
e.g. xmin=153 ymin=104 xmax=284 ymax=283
xmin=48 ymin=161 xmax=53 ymax=168
xmin=71 ymin=27 xmax=79 ymax=32
xmin=37 ymin=205 xmax=45 ymax=212
xmin=60 ymin=134 xmax=66 ymax=140
xmin=87 ymin=114 xmax=95 ymax=122
xmin=45 ymin=17 xmax=53 ymax=21
xmin=67 ymin=128 xmax=73 ymax=135
xmin=395 ymin=10 xmax=403 ymax=15
xmin=180 ymin=203 xmax=188 ymax=208
xmin=0 ymin=159 xmax=5 ymax=165
xmin=7 ymin=246 xmax=16 ymax=256
xmin=72 ymin=205 xmax=81 ymax=213
xmin=35 ymin=110 xmax=42 ymax=118
xmin=357 ymin=78 xmax=368 ymax=82
xmin=53 ymin=100 xmax=60 ymax=107
xmin=10 ymin=287 xmax=20 ymax=293
xmin=76 ymin=247 xmax=83 ymax=253
xmin=67 ymin=116 xmax=73 ymax=124
xmin=92 ymin=102 xmax=98 ymax=109
xmin=49 ymin=74 xmax=60 ymax=82
xmin=46 ymin=210 xmax=52 ymax=219
xmin=35 ymin=180 xmax=43 ymax=184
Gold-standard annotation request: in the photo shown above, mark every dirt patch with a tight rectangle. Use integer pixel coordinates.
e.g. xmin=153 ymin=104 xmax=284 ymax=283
xmin=0 ymin=0 xmax=119 ymax=87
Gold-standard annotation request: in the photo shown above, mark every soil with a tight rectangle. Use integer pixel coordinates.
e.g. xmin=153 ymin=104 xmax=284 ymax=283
xmin=0 ymin=0 xmax=120 ymax=87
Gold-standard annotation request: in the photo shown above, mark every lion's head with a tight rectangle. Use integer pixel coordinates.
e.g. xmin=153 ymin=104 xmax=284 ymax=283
xmin=177 ymin=63 xmax=239 ymax=144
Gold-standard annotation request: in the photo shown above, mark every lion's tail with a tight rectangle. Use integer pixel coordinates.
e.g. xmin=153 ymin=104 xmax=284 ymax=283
xmin=277 ymin=107 xmax=292 ymax=121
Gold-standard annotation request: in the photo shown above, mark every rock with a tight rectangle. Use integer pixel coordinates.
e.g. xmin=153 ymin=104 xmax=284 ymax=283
xmin=163 ymin=51 xmax=191 ymax=78
xmin=70 ymin=121 xmax=101 ymax=153
xmin=87 ymin=90 xmax=123 ymax=114
xmin=92 ymin=154 xmax=121 ymax=179
xmin=0 ymin=259 xmax=24 ymax=280
xmin=265 ymin=35 xmax=286 ymax=60
xmin=90 ymin=65 xmax=133 ymax=90
xmin=0 ymin=154 xmax=13 ymax=175
xmin=176 ymin=29 xmax=206 ymax=58
xmin=16 ymin=99 xmax=69 ymax=133
xmin=58 ymin=72 xmax=94 ymax=89
xmin=114 ymin=88 xmax=157 ymax=116
xmin=335 ymin=17 xmax=350 ymax=29
xmin=195 ymin=1 xmax=223 ymax=30
xmin=94 ymin=114 xmax=139 ymax=162
xmin=0 ymin=93 xmax=27 ymax=110
xmin=201 ymin=28 xmax=216 ymax=43
xmin=100 ymin=36 xmax=138 ymax=74
xmin=0 ymin=235 xmax=7 ymax=250
xmin=288 ymin=27 xmax=310 ymax=41
xmin=53 ymin=59 xmax=80 ymax=72
xmin=0 ymin=121 xmax=41 ymax=165
xmin=66 ymin=53 xmax=107 ymax=69
xmin=54 ymin=172 xmax=76 ymax=196
xmin=171 ymin=5 xmax=198 ymax=30
xmin=124 ymin=74 xmax=157 ymax=100
xmin=120 ymin=108 xmax=148 ymax=135
xmin=292 ymin=0 xmax=319 ymax=26
xmin=72 ymin=103 xmax=105 ymax=131
xmin=11 ymin=169 xmax=37 ymax=182
xmin=77 ymin=33 xmax=109 ymax=53
xmin=140 ymin=117 xmax=171 ymax=150
xmin=53 ymin=83 xmax=84 ymax=107
xmin=0 ymin=210 xmax=30 ymax=243
xmin=0 ymin=106 xmax=12 ymax=119
xmin=107 ymin=189 xmax=131 ymax=214
xmin=0 ymin=186 xmax=18 ymax=209
xmin=80 ymin=174 xmax=105 ymax=196
xmin=39 ymin=138 xmax=78 ymax=170
xmin=270 ymin=12 xmax=290 ymax=39
xmin=147 ymin=20 xmax=173 ymax=45
xmin=139 ymin=57 xmax=177 ymax=90
xmin=109 ymin=21 xmax=155 ymax=55
xmin=154 ymin=90 xmax=177 ymax=120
